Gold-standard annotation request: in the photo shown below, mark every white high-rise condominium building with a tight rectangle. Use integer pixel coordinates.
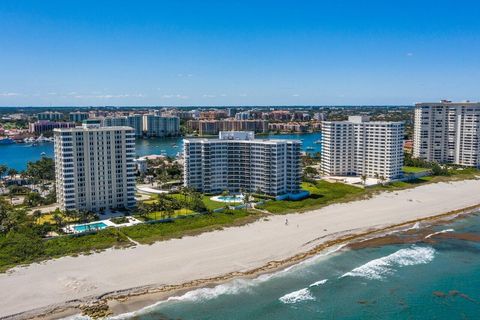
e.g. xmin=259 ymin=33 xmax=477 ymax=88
xmin=102 ymin=114 xmax=144 ymax=137
xmin=143 ymin=115 xmax=180 ymax=137
xmin=184 ymin=131 xmax=303 ymax=198
xmin=54 ymin=121 xmax=136 ymax=212
xmin=413 ymin=100 xmax=480 ymax=167
xmin=321 ymin=116 xmax=404 ymax=180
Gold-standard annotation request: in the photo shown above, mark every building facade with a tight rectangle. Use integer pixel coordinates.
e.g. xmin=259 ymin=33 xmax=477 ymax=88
xmin=29 ymin=120 xmax=75 ymax=134
xmin=54 ymin=122 xmax=136 ymax=212
xmin=37 ymin=111 xmax=64 ymax=121
xmin=69 ymin=111 xmax=89 ymax=123
xmin=184 ymin=131 xmax=302 ymax=197
xmin=321 ymin=116 xmax=404 ymax=180
xmin=102 ymin=114 xmax=144 ymax=137
xmin=143 ymin=115 xmax=180 ymax=137
xmin=413 ymin=101 xmax=480 ymax=167
xmin=187 ymin=119 xmax=268 ymax=135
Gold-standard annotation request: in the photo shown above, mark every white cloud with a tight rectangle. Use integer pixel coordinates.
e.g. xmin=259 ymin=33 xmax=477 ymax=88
xmin=239 ymin=93 xmax=247 ymax=97
xmin=406 ymin=52 xmax=414 ymax=57
xmin=162 ymin=94 xmax=189 ymax=99
xmin=47 ymin=92 xmax=57 ymax=95
xmin=74 ymin=93 xmax=145 ymax=99
xmin=292 ymin=94 xmax=300 ymax=97
xmin=203 ymin=94 xmax=216 ymax=98
xmin=0 ymin=92 xmax=19 ymax=97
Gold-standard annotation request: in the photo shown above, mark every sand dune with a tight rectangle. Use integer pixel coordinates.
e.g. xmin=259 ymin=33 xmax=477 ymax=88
xmin=1 ymin=179 xmax=480 ymax=318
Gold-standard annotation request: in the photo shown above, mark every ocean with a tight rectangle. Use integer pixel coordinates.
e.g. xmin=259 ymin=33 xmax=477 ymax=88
xmin=105 ymin=212 xmax=480 ymax=320
xmin=0 ymin=132 xmax=322 ymax=171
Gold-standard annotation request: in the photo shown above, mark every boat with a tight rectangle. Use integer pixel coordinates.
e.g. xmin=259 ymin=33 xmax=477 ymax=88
xmin=306 ymin=146 xmax=315 ymax=150
xmin=0 ymin=137 xmax=15 ymax=145
xmin=36 ymin=134 xmax=53 ymax=143
xmin=314 ymin=140 xmax=322 ymax=144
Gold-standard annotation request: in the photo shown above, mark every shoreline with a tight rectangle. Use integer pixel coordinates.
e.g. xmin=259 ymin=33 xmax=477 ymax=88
xmin=24 ymin=203 xmax=480 ymax=320
xmin=2 ymin=179 xmax=480 ymax=319
xmin=94 ymin=204 xmax=480 ymax=318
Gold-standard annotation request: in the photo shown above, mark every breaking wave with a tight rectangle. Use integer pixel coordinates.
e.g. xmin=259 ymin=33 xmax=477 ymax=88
xmin=279 ymin=278 xmax=328 ymax=304
xmin=341 ymin=246 xmax=435 ymax=280
xmin=279 ymin=288 xmax=315 ymax=304
xmin=425 ymin=229 xmax=454 ymax=239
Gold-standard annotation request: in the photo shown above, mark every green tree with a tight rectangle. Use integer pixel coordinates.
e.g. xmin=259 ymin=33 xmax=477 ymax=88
xmin=361 ymin=174 xmax=367 ymax=186
xmin=0 ymin=164 xmax=7 ymax=178
xmin=304 ymin=166 xmax=319 ymax=179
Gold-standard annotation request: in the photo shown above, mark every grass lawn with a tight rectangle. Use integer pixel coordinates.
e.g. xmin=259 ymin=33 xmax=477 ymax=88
xmin=168 ymin=193 xmax=236 ymax=211
xmin=140 ymin=208 xmax=195 ymax=221
xmin=36 ymin=213 xmax=77 ymax=225
xmin=258 ymin=181 xmax=366 ymax=214
xmin=122 ymin=209 xmax=258 ymax=244
xmin=402 ymin=166 xmax=430 ymax=173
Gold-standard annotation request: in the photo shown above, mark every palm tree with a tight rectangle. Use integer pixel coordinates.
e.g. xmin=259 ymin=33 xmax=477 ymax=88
xmin=32 ymin=210 xmax=42 ymax=223
xmin=0 ymin=165 xmax=7 ymax=179
xmin=7 ymin=168 xmax=17 ymax=181
xmin=360 ymin=174 xmax=367 ymax=186
xmin=53 ymin=213 xmax=64 ymax=229
xmin=379 ymin=175 xmax=386 ymax=186
xmin=243 ymin=192 xmax=250 ymax=211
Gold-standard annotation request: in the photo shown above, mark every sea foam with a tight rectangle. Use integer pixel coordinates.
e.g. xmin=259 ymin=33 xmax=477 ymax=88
xmin=341 ymin=246 xmax=435 ymax=280
xmin=425 ymin=228 xmax=454 ymax=239
xmin=279 ymin=288 xmax=315 ymax=304
xmin=109 ymin=244 xmax=346 ymax=318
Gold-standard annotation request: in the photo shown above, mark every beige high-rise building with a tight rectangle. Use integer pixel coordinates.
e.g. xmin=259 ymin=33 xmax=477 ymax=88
xmin=413 ymin=100 xmax=480 ymax=167
xmin=321 ymin=116 xmax=404 ymax=180
xmin=54 ymin=121 xmax=136 ymax=212
xmin=143 ymin=115 xmax=180 ymax=137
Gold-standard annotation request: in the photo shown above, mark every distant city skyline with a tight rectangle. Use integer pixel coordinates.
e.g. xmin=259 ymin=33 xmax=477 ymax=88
xmin=1 ymin=0 xmax=480 ymax=106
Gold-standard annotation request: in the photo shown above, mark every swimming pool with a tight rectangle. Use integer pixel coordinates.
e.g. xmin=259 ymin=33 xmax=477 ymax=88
xmin=211 ymin=195 xmax=244 ymax=203
xmin=73 ymin=222 xmax=108 ymax=232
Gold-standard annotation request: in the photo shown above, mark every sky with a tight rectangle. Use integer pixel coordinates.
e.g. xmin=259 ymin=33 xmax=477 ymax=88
xmin=0 ymin=0 xmax=479 ymax=106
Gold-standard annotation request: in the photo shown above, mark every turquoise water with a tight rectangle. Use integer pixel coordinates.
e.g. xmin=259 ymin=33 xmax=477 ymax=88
xmin=217 ymin=195 xmax=243 ymax=202
xmin=73 ymin=222 xmax=108 ymax=232
xmin=0 ymin=132 xmax=322 ymax=171
xmin=116 ymin=213 xmax=480 ymax=320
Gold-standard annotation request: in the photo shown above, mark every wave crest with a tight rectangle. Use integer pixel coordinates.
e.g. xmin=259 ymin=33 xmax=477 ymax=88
xmin=279 ymin=288 xmax=315 ymax=304
xmin=341 ymin=246 xmax=435 ymax=280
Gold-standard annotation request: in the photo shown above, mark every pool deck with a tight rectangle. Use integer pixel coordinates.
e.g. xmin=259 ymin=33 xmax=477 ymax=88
xmin=63 ymin=217 xmax=142 ymax=234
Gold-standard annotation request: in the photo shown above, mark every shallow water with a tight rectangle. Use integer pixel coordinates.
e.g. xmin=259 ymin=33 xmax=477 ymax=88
xmin=110 ymin=213 xmax=480 ymax=320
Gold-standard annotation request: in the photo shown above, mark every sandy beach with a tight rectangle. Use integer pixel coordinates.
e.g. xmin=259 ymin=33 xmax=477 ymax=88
xmin=2 ymin=179 xmax=480 ymax=319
